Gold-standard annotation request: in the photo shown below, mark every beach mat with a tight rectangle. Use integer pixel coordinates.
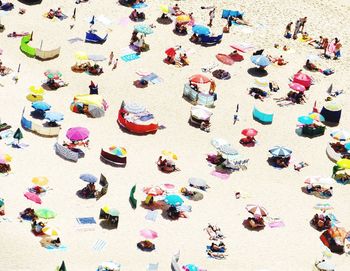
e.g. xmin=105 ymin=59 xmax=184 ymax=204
xmin=121 ymin=53 xmax=140 ymax=62
xmin=46 ymin=245 xmax=68 ymax=251
xmin=76 ymin=217 xmax=96 ymax=224
xmin=211 ymin=170 xmax=230 ymax=180
xmin=145 ymin=210 xmax=158 ymax=222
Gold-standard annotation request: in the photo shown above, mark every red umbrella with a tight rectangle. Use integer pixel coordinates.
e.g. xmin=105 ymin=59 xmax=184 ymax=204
xmin=24 ymin=192 xmax=42 ymax=204
xmin=241 ymin=128 xmax=258 ymax=137
xmin=216 ymin=54 xmax=234 ymax=65
xmin=165 ymin=47 xmax=176 ymax=57
xmin=189 ymin=74 xmax=210 ymax=84
xmin=230 ymin=53 xmax=244 ymax=62
xmin=293 ymin=72 xmax=312 ymax=88
xmin=289 ymin=83 xmax=306 ymax=92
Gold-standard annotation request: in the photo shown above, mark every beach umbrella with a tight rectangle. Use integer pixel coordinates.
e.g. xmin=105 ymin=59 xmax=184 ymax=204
xmin=161 ymin=150 xmax=178 ymax=160
xmin=108 ymin=146 xmax=127 ymax=157
xmin=250 ymin=55 xmax=270 ymax=67
xmin=124 ymin=102 xmax=146 ymax=114
xmin=160 ymin=5 xmax=170 ymax=14
xmin=293 ymin=72 xmax=311 ymax=86
xmin=134 ymin=24 xmax=153 ymax=35
xmin=32 ymin=101 xmax=51 ymax=111
xmin=176 ymin=14 xmax=190 ymax=23
xmin=297 ymin=115 xmax=314 ymax=125
xmin=218 ymin=144 xmax=238 ymax=156
xmin=191 ymin=105 xmax=212 ymax=120
xmin=269 ymin=146 xmax=292 ymax=157
xmin=289 ymin=83 xmax=306 ymax=92
xmin=32 ymin=176 xmax=48 ymax=187
xmin=211 ymin=138 xmax=228 ymax=149
xmin=241 ymin=128 xmax=258 ymax=137
xmin=98 ymin=262 xmax=120 ymax=271
xmin=140 ymin=229 xmax=158 ymax=239
xmin=254 ymin=78 xmax=269 ymax=88
xmin=0 ymin=153 xmax=11 ymax=164
xmin=101 ymin=205 xmax=119 ymax=216
xmin=164 ymin=194 xmax=184 ymax=206
xmin=188 ymin=177 xmax=207 ymax=187
xmin=165 ymin=47 xmax=176 ymax=57
xmin=44 ymin=70 xmax=62 ymax=80
xmin=44 ymin=112 xmax=64 ymax=123
xmin=29 ymin=86 xmax=45 ymax=95
xmin=189 ymin=74 xmax=210 ymax=84
xmin=143 ymin=186 xmax=164 ymax=196
xmin=66 ymin=127 xmax=89 ymax=141
xmin=337 ymin=168 xmax=350 ymax=175
xmin=337 ymin=159 xmax=350 ymax=169
xmin=307 ymin=54 xmax=320 ymax=62
xmin=88 ymin=105 xmax=105 ymax=118
xmin=13 ymin=128 xmax=23 ymax=142
xmin=42 ymin=225 xmax=60 ymax=236
xmin=75 ymin=51 xmax=88 ymax=61
xmin=58 ymin=261 xmax=67 ymax=271
xmin=246 ymin=204 xmax=268 ymax=217
xmin=183 ymin=264 xmax=199 ymax=271
xmin=216 ymin=54 xmax=234 ymax=65
xmin=24 ymin=192 xmax=42 ymax=204
xmin=315 ymin=260 xmax=336 ymax=271
xmin=330 ymin=129 xmax=350 ymax=141
xmin=192 ymin=25 xmax=210 ymax=35
xmin=344 ymin=142 xmax=350 ymax=151
xmin=79 ymin=173 xmax=97 ymax=183
xmin=35 ymin=208 xmax=56 ymax=219
xmin=308 ymin=112 xmax=325 ymax=122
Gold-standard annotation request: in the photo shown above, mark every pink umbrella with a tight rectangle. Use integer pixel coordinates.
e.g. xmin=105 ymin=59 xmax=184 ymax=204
xmin=289 ymin=83 xmax=306 ymax=92
xmin=143 ymin=186 xmax=164 ymax=196
xmin=140 ymin=229 xmax=158 ymax=239
xmin=66 ymin=127 xmax=90 ymax=141
xmin=161 ymin=183 xmax=175 ymax=189
xmin=293 ymin=72 xmax=312 ymax=89
xmin=216 ymin=54 xmax=234 ymax=65
xmin=24 ymin=192 xmax=42 ymax=204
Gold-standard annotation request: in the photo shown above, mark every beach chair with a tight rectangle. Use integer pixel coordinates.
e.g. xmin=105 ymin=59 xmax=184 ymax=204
xmin=85 ymin=31 xmax=108 ymax=44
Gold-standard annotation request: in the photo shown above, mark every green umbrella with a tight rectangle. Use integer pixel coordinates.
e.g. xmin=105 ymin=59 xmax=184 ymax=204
xmin=35 ymin=208 xmax=56 ymax=219
xmin=13 ymin=128 xmax=23 ymax=142
xmin=57 ymin=261 xmax=67 ymax=271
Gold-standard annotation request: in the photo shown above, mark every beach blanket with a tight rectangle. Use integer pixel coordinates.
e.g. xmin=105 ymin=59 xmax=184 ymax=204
xmin=121 ymin=53 xmax=140 ymax=62
xmin=46 ymin=245 xmax=68 ymax=251
xmin=145 ymin=210 xmax=158 ymax=222
xmin=211 ymin=170 xmax=230 ymax=180
xmin=267 ymin=218 xmax=285 ymax=228
xmin=76 ymin=217 xmax=96 ymax=224
xmin=93 ymin=239 xmax=106 ymax=251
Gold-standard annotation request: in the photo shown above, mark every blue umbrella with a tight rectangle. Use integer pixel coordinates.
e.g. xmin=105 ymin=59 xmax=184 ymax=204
xmin=134 ymin=24 xmax=153 ymax=35
xmin=297 ymin=115 xmax=314 ymax=125
xmin=79 ymin=173 xmax=97 ymax=183
xmin=344 ymin=142 xmax=350 ymax=151
xmin=183 ymin=264 xmax=199 ymax=271
xmin=269 ymin=146 xmax=292 ymax=157
xmin=164 ymin=194 xmax=184 ymax=206
xmin=192 ymin=25 xmax=210 ymax=35
xmin=32 ymin=101 xmax=51 ymax=111
xmin=44 ymin=112 xmax=64 ymax=122
xmin=250 ymin=55 xmax=270 ymax=67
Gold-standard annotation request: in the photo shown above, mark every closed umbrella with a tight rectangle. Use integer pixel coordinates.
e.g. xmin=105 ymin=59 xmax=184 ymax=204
xmin=337 ymin=159 xmax=350 ymax=169
xmin=269 ymin=146 xmax=292 ymax=157
xmin=35 ymin=208 xmax=56 ymax=219
xmin=124 ymin=102 xmax=146 ymax=114
xmin=164 ymin=194 xmax=184 ymax=206
xmin=140 ymin=229 xmax=158 ymax=239
xmin=24 ymin=192 xmax=42 ymax=204
xmin=42 ymin=225 xmax=61 ymax=236
xmin=241 ymin=128 xmax=258 ymax=137
xmin=88 ymin=105 xmax=105 ymax=118
xmin=79 ymin=173 xmax=97 ymax=183
xmin=289 ymin=83 xmax=306 ymax=92
xmin=330 ymin=129 xmax=350 ymax=141
xmin=246 ymin=204 xmax=268 ymax=217
xmin=32 ymin=101 xmax=51 ymax=111
xmin=216 ymin=54 xmax=235 ymax=65
xmin=32 ymin=176 xmax=48 ymax=187
xmin=66 ymin=127 xmax=90 ymax=141
xmin=297 ymin=116 xmax=314 ymax=125
xmin=44 ymin=112 xmax=64 ymax=122
xmin=188 ymin=177 xmax=207 ymax=187
xmin=134 ymin=24 xmax=153 ymax=35
xmin=250 ymin=55 xmax=270 ymax=67
xmin=192 ymin=25 xmax=210 ymax=35
xmin=189 ymin=74 xmax=210 ymax=84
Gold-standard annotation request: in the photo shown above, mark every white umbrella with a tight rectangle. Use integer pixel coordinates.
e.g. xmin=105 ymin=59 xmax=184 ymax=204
xmin=211 ymin=138 xmax=228 ymax=149
xmin=315 ymin=259 xmax=335 ymax=271
xmin=191 ymin=105 xmax=212 ymax=120
xmin=188 ymin=177 xmax=207 ymax=187
xmin=98 ymin=261 xmax=121 ymax=271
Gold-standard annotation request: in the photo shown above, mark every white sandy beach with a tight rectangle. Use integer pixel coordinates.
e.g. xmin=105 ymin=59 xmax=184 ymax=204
xmin=0 ymin=0 xmax=350 ymax=270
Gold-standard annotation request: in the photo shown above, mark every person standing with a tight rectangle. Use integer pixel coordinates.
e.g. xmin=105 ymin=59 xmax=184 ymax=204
xmin=334 ymin=38 xmax=342 ymax=60
xmin=109 ymin=51 xmax=114 ymax=66
xmin=284 ymin=22 xmax=293 ymax=38
xmin=208 ymin=8 xmax=216 ymax=27
xmin=299 ymin=17 xmax=307 ymax=32
xmin=112 ymin=59 xmax=118 ymax=70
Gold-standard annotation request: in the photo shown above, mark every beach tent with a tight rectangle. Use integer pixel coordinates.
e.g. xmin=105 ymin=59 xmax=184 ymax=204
xmin=129 ymin=185 xmax=137 ymax=209
xmin=320 ymin=101 xmax=342 ymax=125
xmin=252 ymin=106 xmax=273 ymax=124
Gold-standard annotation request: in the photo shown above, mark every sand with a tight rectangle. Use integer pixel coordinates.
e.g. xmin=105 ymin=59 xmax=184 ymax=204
xmin=0 ymin=0 xmax=349 ymax=270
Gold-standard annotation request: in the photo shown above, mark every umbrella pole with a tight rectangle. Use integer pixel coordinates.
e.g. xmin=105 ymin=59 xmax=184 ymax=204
xmin=17 ymin=64 xmax=21 ymax=73
xmin=40 ymin=40 xmax=43 ymax=50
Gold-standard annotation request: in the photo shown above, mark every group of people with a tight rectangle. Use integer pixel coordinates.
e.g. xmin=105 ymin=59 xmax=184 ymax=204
xmin=157 ymin=156 xmax=178 ymax=173
xmin=47 ymin=7 xmax=63 ymax=19
xmin=130 ymin=30 xmax=149 ymax=53
xmin=129 ymin=9 xmax=145 ymax=21
xmin=306 ymin=184 xmax=333 ymax=198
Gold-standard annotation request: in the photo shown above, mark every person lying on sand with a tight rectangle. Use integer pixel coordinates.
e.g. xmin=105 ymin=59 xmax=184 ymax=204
xmin=231 ymin=17 xmax=251 ymax=26
xmin=268 ymin=55 xmax=288 ymax=65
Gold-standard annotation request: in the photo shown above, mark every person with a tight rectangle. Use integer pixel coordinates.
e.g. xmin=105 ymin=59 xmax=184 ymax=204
xmin=40 ymin=237 xmax=61 ymax=248
xmin=233 ymin=114 xmax=239 ymax=125
xmin=47 ymin=9 xmax=55 ymax=19
xmin=232 ymin=17 xmax=251 ymax=26
xmin=89 ymin=81 xmax=98 ymax=94
xmin=285 ymin=22 xmax=293 ymax=38
xmin=208 ymin=8 xmax=215 ymax=27
xmin=108 ymin=51 xmax=114 ymax=66
xmin=305 ymin=59 xmax=319 ymax=71
xmin=112 ymin=59 xmax=118 ymax=70
xmin=179 ymin=53 xmax=189 ymax=66
xmin=210 ymin=242 xmax=225 ymax=252
xmin=302 ymin=32 xmax=309 ymax=40
xmin=200 ymin=120 xmax=211 ymax=132
xmin=268 ymin=55 xmax=288 ymax=65
xmin=55 ymin=7 xmax=62 ymax=18
xmin=334 ymin=38 xmax=342 ymax=60
xmin=189 ymin=81 xmax=198 ymax=91
xmin=130 ymin=9 xmax=138 ymax=20
xmin=190 ymin=33 xmax=199 ymax=43
xmin=299 ymin=17 xmax=307 ymax=32
xmin=209 ymin=80 xmax=216 ymax=92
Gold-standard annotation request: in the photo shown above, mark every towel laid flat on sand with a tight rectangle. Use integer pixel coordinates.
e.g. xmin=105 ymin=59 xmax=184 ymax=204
xmin=121 ymin=53 xmax=140 ymax=62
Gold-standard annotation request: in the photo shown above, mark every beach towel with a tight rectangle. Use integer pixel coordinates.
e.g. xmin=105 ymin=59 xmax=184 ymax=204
xmin=267 ymin=218 xmax=285 ymax=228
xmin=132 ymin=3 xmax=148 ymax=9
xmin=121 ymin=53 xmax=140 ymax=62
xmin=118 ymin=17 xmax=131 ymax=26
xmin=93 ymin=239 xmax=106 ymax=251
xmin=147 ymin=263 xmax=159 ymax=271
xmin=67 ymin=37 xmax=83 ymax=44
xmin=76 ymin=217 xmax=96 ymax=224
xmin=145 ymin=210 xmax=158 ymax=222
xmin=141 ymin=73 xmax=162 ymax=84
xmin=46 ymin=245 xmax=68 ymax=251
xmin=88 ymin=54 xmax=106 ymax=61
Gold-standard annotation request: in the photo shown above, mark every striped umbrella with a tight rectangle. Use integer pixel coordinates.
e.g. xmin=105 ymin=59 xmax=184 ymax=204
xmin=124 ymin=102 xmax=146 ymax=114
xmin=42 ymin=225 xmax=61 ymax=236
xmin=269 ymin=146 xmax=292 ymax=157
xmin=330 ymin=129 xmax=350 ymax=141
xmin=143 ymin=186 xmax=164 ymax=196
xmin=246 ymin=204 xmax=268 ymax=217
xmin=308 ymin=112 xmax=325 ymax=122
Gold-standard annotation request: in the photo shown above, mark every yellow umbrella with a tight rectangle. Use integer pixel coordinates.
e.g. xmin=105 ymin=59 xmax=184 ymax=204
xmin=337 ymin=159 xmax=350 ymax=169
xmin=26 ymin=94 xmax=44 ymax=102
xmin=161 ymin=150 xmax=178 ymax=160
xmin=75 ymin=51 xmax=88 ymax=61
xmin=29 ymin=86 xmax=45 ymax=95
xmin=176 ymin=15 xmax=190 ymax=23
xmin=160 ymin=4 xmax=169 ymax=13
xmin=32 ymin=176 xmax=49 ymax=186
xmin=42 ymin=225 xmax=60 ymax=236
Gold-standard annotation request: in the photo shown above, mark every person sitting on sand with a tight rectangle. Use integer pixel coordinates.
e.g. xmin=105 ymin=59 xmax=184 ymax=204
xmin=179 ymin=53 xmax=189 ymax=66
xmin=210 ymin=242 xmax=226 ymax=252
xmin=55 ymin=7 xmax=62 ymax=18
xmin=130 ymin=9 xmax=138 ymax=20
xmin=268 ymin=55 xmax=288 ymax=65
xmin=207 ymin=250 xmax=226 ymax=259
xmin=47 ymin=9 xmax=55 ymax=19
xmin=40 ymin=237 xmax=61 ymax=248
xmin=305 ymin=59 xmax=319 ymax=71
xmin=200 ymin=120 xmax=211 ymax=132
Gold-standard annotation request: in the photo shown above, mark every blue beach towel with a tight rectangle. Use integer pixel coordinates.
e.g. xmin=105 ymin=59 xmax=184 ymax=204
xmin=76 ymin=217 xmax=96 ymax=224
xmin=140 ymin=114 xmax=154 ymax=121
xmin=46 ymin=245 xmax=68 ymax=251
xmin=121 ymin=53 xmax=140 ymax=62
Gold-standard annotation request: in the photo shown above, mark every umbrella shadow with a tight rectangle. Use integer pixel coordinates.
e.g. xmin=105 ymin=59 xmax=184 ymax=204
xmin=18 ymin=0 xmax=42 ymax=5
xmin=172 ymin=29 xmax=187 ymax=36
xmin=242 ymin=219 xmax=265 ymax=232
xmin=99 ymin=220 xmax=118 ymax=230
xmin=75 ymin=190 xmax=95 ymax=200
xmin=156 ymin=17 xmax=173 ymax=25
xmin=247 ymin=67 xmax=268 ymax=77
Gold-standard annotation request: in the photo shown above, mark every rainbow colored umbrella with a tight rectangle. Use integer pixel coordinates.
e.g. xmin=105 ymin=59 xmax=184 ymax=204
xmin=108 ymin=146 xmax=127 ymax=157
